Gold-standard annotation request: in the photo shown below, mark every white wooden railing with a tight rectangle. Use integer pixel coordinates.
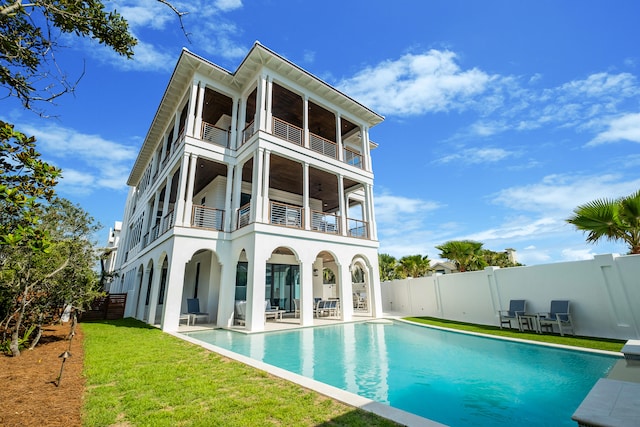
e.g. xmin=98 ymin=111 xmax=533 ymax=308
xmin=201 ymin=122 xmax=229 ymax=147
xmin=270 ymin=201 xmax=303 ymax=229
xmin=191 ymin=205 xmax=224 ymax=230
xmin=160 ymin=210 xmax=175 ymax=234
xmin=242 ymin=120 xmax=256 ymax=145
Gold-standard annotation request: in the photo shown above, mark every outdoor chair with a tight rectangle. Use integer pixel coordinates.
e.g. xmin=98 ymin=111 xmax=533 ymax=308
xmin=537 ymin=300 xmax=574 ymax=336
xmin=498 ymin=299 xmax=526 ymax=330
xmin=234 ymin=300 xmax=246 ymax=325
xmin=264 ymin=300 xmax=285 ymax=321
xmin=186 ymin=298 xmax=209 ymax=324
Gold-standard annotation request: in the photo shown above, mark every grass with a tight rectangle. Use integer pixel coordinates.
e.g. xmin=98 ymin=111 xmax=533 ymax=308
xmin=404 ymin=316 xmax=626 ymax=353
xmin=82 ymin=318 xmax=399 ymax=427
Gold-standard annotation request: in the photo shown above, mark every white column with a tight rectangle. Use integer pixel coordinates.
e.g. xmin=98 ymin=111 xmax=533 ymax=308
xmin=161 ymin=252 xmax=188 ymax=333
xmin=229 ymin=97 xmax=239 ymax=149
xmin=161 ymin=174 xmax=173 ymax=226
xmin=265 ymin=76 xmax=273 ymax=133
xmin=245 ymin=249 xmax=266 ymax=332
xmin=251 ymin=148 xmax=265 ymax=223
xmin=366 ymin=183 xmax=377 ymax=240
xmin=150 ymin=191 xmax=160 ymax=234
xmin=255 ymin=74 xmax=267 ymax=132
xmin=183 ymin=154 xmax=198 ymax=226
xmin=173 ymin=154 xmax=190 ymax=226
xmin=368 ymin=259 xmax=383 ymax=318
xmin=194 ymin=81 xmax=205 ymax=138
xmin=303 ymin=162 xmax=310 ymax=230
xmin=216 ymin=253 xmax=236 ymax=328
xmin=339 ymin=261 xmax=353 ymax=322
xmin=338 ymin=174 xmax=347 ymax=236
xmin=187 ymin=80 xmax=199 ymax=137
xmin=262 ymin=150 xmax=271 ymax=223
xmin=336 ymin=113 xmax=343 ymax=161
xmin=237 ymin=97 xmax=246 ymax=148
xmin=303 ymin=95 xmax=309 ymax=148
xmin=362 ymin=126 xmax=371 ymax=171
xmin=300 ymin=258 xmax=314 ymax=327
xmin=231 ymin=163 xmax=243 ymax=229
xmin=223 ymin=164 xmax=234 ymax=232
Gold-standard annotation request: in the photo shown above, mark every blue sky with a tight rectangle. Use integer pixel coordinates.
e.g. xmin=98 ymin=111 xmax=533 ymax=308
xmin=4 ymin=0 xmax=640 ymax=265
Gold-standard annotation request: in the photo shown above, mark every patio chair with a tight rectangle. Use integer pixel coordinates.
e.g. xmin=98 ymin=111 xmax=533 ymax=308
xmin=187 ymin=298 xmax=209 ymax=325
xmin=537 ymin=300 xmax=574 ymax=336
xmin=234 ymin=300 xmax=246 ymax=325
xmin=264 ymin=300 xmax=285 ymax=321
xmin=498 ymin=299 xmax=526 ymax=330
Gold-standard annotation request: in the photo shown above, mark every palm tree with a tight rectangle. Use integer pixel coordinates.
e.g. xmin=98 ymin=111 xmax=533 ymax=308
xmin=566 ymin=190 xmax=640 ymax=254
xmin=435 ymin=240 xmax=488 ymax=272
xmin=396 ymin=254 xmax=432 ymax=278
xmin=378 ymin=253 xmax=400 ymax=281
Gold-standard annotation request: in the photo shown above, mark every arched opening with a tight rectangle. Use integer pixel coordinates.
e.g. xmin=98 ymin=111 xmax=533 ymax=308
xmin=351 ymin=259 xmax=370 ymax=315
xmin=134 ymin=265 xmax=144 ymax=319
xmin=143 ymin=260 xmax=154 ymax=321
xmin=182 ymin=249 xmax=221 ymax=324
xmin=155 ymin=257 xmax=169 ymax=324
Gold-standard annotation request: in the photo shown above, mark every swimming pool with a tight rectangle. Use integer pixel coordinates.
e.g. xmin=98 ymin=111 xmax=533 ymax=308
xmin=186 ymin=321 xmax=618 ymax=426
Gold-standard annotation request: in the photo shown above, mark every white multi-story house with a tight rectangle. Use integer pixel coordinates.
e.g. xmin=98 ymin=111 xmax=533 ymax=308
xmin=112 ymin=43 xmax=384 ymax=332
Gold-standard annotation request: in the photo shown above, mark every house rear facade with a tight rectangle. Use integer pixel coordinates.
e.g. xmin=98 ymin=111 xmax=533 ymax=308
xmin=111 ymin=43 xmax=384 ymax=332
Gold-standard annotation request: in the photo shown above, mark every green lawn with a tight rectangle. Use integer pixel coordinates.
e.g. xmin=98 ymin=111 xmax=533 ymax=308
xmin=404 ymin=316 xmax=626 ymax=353
xmin=82 ymin=318 xmax=399 ymax=427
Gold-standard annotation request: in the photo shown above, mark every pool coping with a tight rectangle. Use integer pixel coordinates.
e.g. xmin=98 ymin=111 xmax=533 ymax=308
xmin=396 ymin=318 xmax=623 ymax=357
xmin=170 ymin=329 xmax=446 ymax=427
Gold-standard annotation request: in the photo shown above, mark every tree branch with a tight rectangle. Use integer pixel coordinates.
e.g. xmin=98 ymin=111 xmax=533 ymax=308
xmin=156 ymin=0 xmax=191 ymax=42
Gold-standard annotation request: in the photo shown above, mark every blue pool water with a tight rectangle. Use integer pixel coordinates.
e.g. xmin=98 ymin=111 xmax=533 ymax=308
xmin=186 ymin=321 xmax=618 ymax=426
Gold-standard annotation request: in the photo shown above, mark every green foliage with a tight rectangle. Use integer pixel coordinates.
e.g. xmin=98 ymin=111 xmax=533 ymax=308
xmin=435 ymin=240 xmax=488 ymax=272
xmin=83 ymin=319 xmax=400 ymax=427
xmin=0 ymin=324 xmax=34 ymax=354
xmin=567 ymin=189 xmax=640 ymax=254
xmin=395 ymin=254 xmax=431 ymax=278
xmin=378 ymin=253 xmax=400 ymax=281
xmin=0 ymin=0 xmax=137 ymax=110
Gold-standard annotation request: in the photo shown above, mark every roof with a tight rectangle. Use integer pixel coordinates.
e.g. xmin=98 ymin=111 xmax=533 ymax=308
xmin=127 ymin=42 xmax=385 ymax=186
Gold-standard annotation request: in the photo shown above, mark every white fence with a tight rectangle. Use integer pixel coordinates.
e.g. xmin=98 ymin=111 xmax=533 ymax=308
xmin=381 ymin=253 xmax=640 ymax=340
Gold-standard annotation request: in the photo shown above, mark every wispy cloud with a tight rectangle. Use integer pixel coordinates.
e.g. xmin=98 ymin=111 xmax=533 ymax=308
xmin=492 ymin=173 xmax=640 ymax=214
xmin=17 ymin=121 xmax=138 ymax=195
xmin=437 ymin=147 xmax=516 ymax=165
xmin=588 ymin=112 xmax=640 ymax=145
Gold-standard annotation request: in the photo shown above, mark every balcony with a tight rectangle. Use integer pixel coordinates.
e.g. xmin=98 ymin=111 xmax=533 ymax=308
xmin=270 ymin=201 xmax=303 ymax=229
xmin=311 ymin=210 xmax=340 ymax=234
xmin=191 ymin=205 xmax=224 ymax=230
xmin=347 ymin=218 xmax=369 ymax=239
xmin=237 ymin=203 xmax=251 ymax=228
xmin=201 ymin=122 xmax=229 ymax=148
xmin=271 ymin=117 xmax=363 ymax=169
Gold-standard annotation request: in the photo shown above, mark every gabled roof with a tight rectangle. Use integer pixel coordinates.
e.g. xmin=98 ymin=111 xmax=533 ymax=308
xmin=127 ymin=42 xmax=384 ymax=186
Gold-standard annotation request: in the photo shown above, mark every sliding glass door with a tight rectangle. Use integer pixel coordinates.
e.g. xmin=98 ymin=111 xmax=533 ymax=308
xmin=266 ymin=264 xmax=299 ymax=313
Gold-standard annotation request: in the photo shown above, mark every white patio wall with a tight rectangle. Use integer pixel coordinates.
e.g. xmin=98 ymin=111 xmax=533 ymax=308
xmin=381 ymin=253 xmax=640 ymax=340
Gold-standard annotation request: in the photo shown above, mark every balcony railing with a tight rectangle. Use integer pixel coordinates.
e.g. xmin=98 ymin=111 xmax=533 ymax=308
xmin=201 ymin=122 xmax=229 ymax=148
xmin=311 ymin=210 xmax=340 ymax=234
xmin=242 ymin=120 xmax=256 ymax=145
xmin=344 ymin=147 xmax=363 ymax=169
xmin=310 ymin=133 xmax=337 ymax=159
xmin=273 ymin=117 xmax=302 ymax=145
xmin=237 ymin=203 xmax=251 ymax=229
xmin=160 ymin=210 xmax=175 ymax=235
xmin=347 ymin=218 xmax=369 ymax=239
xmin=191 ymin=205 xmax=224 ymax=230
xmin=270 ymin=201 xmax=303 ymax=229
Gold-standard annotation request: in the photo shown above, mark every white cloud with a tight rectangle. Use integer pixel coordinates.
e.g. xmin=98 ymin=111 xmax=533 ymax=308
xmin=462 ymin=217 xmax=561 ymax=242
xmin=492 ymin=173 xmax=640 ymax=214
xmin=338 ymin=50 xmax=494 ymax=115
xmin=588 ymin=112 xmax=640 ymax=145
xmin=120 ymin=0 xmax=174 ymax=30
xmin=17 ymin=121 xmax=138 ymax=195
xmin=214 ymin=0 xmax=243 ymax=11
xmin=561 ymin=248 xmax=596 ymax=261
xmin=437 ymin=147 xmax=515 ymax=165
xmin=375 ymin=193 xmax=442 ymax=226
